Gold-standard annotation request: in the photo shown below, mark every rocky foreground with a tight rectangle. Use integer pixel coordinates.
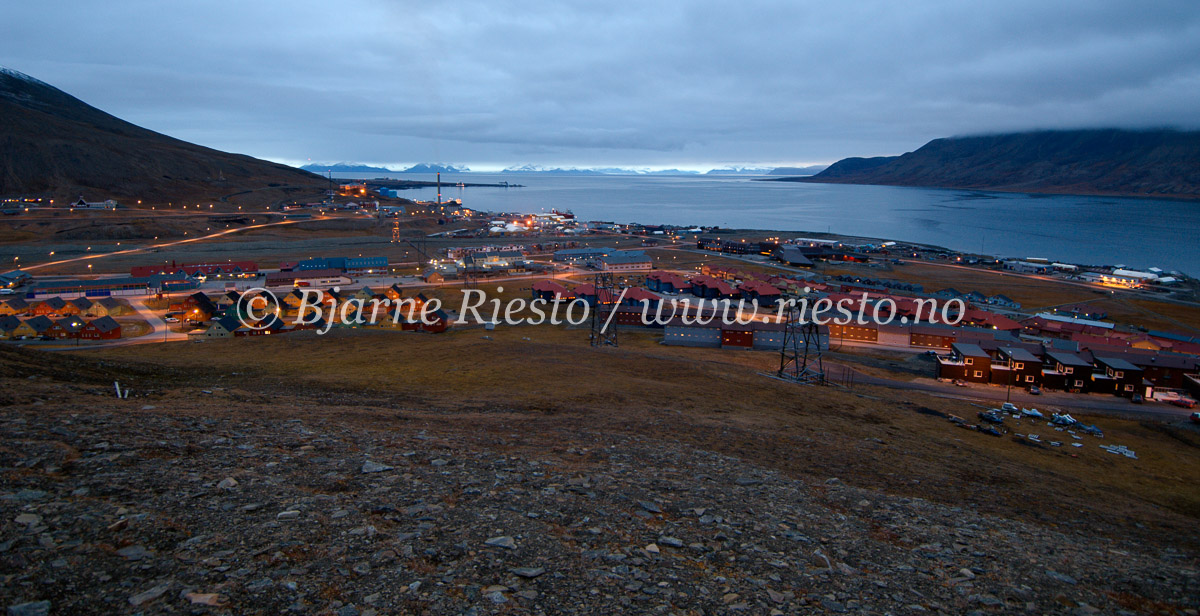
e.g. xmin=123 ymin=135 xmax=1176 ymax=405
xmin=2 ymin=402 xmax=1197 ymax=616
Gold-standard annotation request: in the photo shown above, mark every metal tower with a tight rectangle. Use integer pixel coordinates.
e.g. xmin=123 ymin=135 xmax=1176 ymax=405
xmin=589 ymin=272 xmax=618 ymax=347
xmin=778 ymin=296 xmax=825 ymax=384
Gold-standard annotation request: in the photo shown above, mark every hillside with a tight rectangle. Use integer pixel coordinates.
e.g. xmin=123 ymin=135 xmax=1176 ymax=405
xmin=1 ymin=330 xmax=1198 ymax=614
xmin=786 ymin=129 xmax=1200 ymax=199
xmin=0 ymin=67 xmax=324 ymax=202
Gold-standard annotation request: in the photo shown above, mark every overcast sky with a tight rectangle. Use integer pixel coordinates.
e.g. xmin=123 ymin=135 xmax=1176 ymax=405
xmin=4 ymin=0 xmax=1200 ymax=171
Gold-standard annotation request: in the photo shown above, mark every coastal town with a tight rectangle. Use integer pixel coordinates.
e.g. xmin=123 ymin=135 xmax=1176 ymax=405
xmin=3 ymin=192 xmax=1198 ymax=413
xmin=5 ymin=6 xmax=1200 ymax=614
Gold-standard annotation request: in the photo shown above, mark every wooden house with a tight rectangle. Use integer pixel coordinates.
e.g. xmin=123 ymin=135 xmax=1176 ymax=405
xmin=12 ymin=315 xmax=54 ymax=339
xmin=0 ymin=314 xmax=20 ymax=339
xmin=1092 ymin=356 xmax=1147 ymax=397
xmin=90 ymin=297 xmax=126 ymax=317
xmin=0 ymin=298 xmax=29 ymax=317
xmin=994 ymin=347 xmax=1042 ymax=388
xmin=79 ymin=316 xmax=122 ymax=340
xmin=47 ymin=316 xmax=86 ymax=339
xmin=65 ymin=297 xmax=93 ymax=316
xmin=1042 ymin=350 xmax=1092 ymax=392
xmin=204 ymin=315 xmax=243 ymax=339
xmin=31 ymin=296 xmax=68 ymax=316
xmin=935 ymin=342 xmax=992 ymax=383
xmin=531 ymin=280 xmax=572 ymax=302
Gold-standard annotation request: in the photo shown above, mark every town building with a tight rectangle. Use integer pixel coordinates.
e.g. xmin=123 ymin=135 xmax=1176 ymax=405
xmin=596 ymin=251 xmax=653 ymax=272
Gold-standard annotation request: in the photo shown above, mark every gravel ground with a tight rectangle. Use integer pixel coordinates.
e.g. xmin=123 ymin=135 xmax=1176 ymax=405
xmin=2 ymin=397 xmax=1197 ymax=616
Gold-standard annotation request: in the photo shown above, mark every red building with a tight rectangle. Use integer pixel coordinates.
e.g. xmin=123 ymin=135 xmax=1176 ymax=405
xmin=79 ymin=316 xmax=122 ymax=340
xmin=47 ymin=316 xmax=85 ymax=339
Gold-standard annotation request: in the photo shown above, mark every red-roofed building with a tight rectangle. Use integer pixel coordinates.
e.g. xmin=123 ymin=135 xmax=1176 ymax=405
xmin=688 ymin=275 xmax=739 ymax=299
xmin=646 ymin=272 xmax=690 ymax=293
xmin=531 ymin=280 xmax=573 ymax=301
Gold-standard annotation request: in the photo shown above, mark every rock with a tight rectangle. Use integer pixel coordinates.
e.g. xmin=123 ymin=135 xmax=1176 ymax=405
xmin=485 ymin=536 xmax=516 ymax=549
xmin=217 ymin=477 xmax=238 ymax=490
xmin=638 ymin=500 xmax=662 ymax=513
xmin=822 ymin=598 xmax=848 ymax=613
xmin=644 ymin=543 xmax=660 ymax=554
xmin=658 ymin=536 xmax=684 ymax=548
xmin=128 ymin=582 xmax=171 ymax=606
xmin=510 ymin=567 xmax=546 ymax=578
xmin=13 ymin=514 xmax=40 ymax=527
xmin=767 ymin=589 xmax=786 ymax=603
xmin=185 ymin=593 xmax=227 ymax=606
xmin=722 ymin=593 xmax=740 ymax=604
xmin=361 ymin=460 xmax=393 ymax=474
xmin=430 ymin=458 xmax=449 ymax=466
xmin=337 ymin=606 xmax=360 ymax=616
xmin=969 ymin=594 xmax=1003 ymax=606
xmin=276 ymin=510 xmax=301 ymax=521
xmin=1046 ymin=570 xmax=1078 ymax=585
xmin=486 ymin=591 xmax=507 ymax=604
xmin=6 ymin=601 xmax=51 ymax=616
xmin=116 ymin=545 xmax=151 ymax=561
xmin=735 ymin=477 xmax=762 ymax=486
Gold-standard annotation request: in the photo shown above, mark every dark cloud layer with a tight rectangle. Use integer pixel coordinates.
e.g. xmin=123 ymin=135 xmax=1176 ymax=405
xmin=4 ymin=0 xmax=1199 ymax=169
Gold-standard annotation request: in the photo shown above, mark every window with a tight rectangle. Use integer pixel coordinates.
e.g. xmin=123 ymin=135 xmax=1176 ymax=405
xmin=1074 ymin=380 xmax=1083 ymax=387
xmin=973 ymin=370 xmax=983 ymax=378
xmin=1014 ymin=362 xmax=1024 ymax=370
xmin=965 ymin=358 xmax=973 ymax=365
xmin=1064 ymin=367 xmax=1073 ymax=374
xmin=1115 ymin=371 xmax=1124 ymax=378
xmin=1124 ymin=385 xmax=1134 ymax=392
xmin=1025 ymin=375 xmax=1035 ymax=383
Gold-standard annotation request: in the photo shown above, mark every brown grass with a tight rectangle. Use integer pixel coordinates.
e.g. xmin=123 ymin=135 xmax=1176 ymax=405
xmin=76 ymin=324 xmax=1200 ymax=548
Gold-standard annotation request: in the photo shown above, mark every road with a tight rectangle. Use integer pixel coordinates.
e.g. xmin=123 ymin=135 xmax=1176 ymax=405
xmin=16 ymin=215 xmax=331 ymax=273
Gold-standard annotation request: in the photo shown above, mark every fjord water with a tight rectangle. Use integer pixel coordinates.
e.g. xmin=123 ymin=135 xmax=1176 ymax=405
xmin=352 ymin=173 xmax=1200 ymax=275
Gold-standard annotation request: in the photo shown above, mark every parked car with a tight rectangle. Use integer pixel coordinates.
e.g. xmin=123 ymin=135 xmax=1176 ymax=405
xmin=1131 ymin=394 xmax=1143 ymax=404
xmin=952 ymin=379 xmax=968 ymax=387
xmin=1171 ymin=398 xmax=1197 ymax=409
xmin=1029 ymin=385 xmax=1042 ymax=395
xmin=1190 ymin=412 xmax=1200 ymax=424
xmin=0 ymin=288 xmax=14 ymax=295
xmin=164 ymin=317 xmax=180 ymax=323
xmin=1001 ymin=402 xmax=1019 ymax=413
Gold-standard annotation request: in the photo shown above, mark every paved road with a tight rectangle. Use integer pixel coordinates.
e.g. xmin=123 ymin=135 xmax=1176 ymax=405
xmin=17 ymin=216 xmax=332 ymax=272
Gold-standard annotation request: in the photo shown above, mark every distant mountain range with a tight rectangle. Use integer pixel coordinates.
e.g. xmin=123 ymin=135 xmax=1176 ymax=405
xmin=300 ymin=162 xmax=469 ymax=174
xmin=303 ymin=162 xmax=819 ymax=176
xmin=0 ymin=67 xmax=323 ymax=201
xmin=784 ymin=129 xmax=1200 ymax=199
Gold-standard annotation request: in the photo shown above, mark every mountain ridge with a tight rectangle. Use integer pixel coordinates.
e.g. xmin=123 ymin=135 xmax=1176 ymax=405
xmin=785 ymin=129 xmax=1200 ymax=199
xmin=0 ymin=66 xmax=324 ymax=201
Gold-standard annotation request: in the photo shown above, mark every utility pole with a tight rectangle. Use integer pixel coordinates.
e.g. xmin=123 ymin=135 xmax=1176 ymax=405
xmin=589 ymin=272 xmax=617 ymax=347
xmin=778 ymin=294 xmax=825 ymax=385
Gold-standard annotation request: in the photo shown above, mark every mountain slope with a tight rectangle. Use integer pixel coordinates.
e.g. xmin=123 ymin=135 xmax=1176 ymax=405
xmin=0 ymin=67 xmax=323 ymax=201
xmin=791 ymin=129 xmax=1200 ymax=199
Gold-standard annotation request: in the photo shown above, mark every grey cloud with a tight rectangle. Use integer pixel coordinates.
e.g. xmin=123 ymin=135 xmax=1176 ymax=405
xmin=3 ymin=0 xmax=1198 ymax=168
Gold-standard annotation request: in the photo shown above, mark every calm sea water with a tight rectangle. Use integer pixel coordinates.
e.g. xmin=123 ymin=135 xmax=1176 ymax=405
xmin=336 ymin=173 xmax=1200 ymax=275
